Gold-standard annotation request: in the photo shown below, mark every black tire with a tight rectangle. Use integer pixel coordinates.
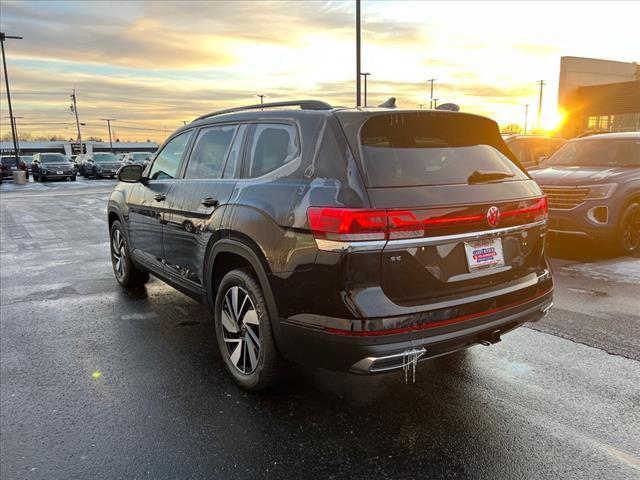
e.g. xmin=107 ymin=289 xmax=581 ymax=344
xmin=70 ymin=175 xmax=76 ymax=182
xmin=214 ymin=268 xmax=284 ymax=391
xmin=109 ymin=220 xmax=149 ymax=288
xmin=40 ymin=175 xmax=46 ymax=182
xmin=618 ymin=202 xmax=640 ymax=256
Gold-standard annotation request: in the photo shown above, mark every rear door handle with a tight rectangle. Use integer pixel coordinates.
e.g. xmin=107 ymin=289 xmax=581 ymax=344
xmin=202 ymin=197 xmax=219 ymax=208
xmin=154 ymin=193 xmax=166 ymax=202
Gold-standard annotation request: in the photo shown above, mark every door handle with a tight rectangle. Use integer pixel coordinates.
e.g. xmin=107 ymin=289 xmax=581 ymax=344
xmin=201 ymin=197 xmax=219 ymax=208
xmin=154 ymin=193 xmax=166 ymax=202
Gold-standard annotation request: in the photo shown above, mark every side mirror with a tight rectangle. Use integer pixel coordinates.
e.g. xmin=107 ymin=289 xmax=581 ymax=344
xmin=118 ymin=164 xmax=145 ymax=183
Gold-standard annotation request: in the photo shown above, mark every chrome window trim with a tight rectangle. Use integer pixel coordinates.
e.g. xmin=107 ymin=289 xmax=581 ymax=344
xmin=314 ymin=220 xmax=546 ymax=252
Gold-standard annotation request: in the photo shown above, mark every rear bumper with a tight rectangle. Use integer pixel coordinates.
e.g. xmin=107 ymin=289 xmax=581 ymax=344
xmin=276 ymin=287 xmax=553 ymax=373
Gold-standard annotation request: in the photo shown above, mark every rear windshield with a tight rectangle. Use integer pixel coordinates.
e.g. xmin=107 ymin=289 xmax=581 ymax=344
xmin=544 ymin=138 xmax=640 ymax=167
xmin=359 ymin=112 xmax=527 ymax=187
xmin=93 ymin=153 xmax=119 ymax=162
xmin=40 ymin=153 xmax=69 ymax=163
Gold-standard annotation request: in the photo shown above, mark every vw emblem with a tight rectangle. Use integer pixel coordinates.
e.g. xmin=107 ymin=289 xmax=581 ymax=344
xmin=486 ymin=206 xmax=501 ymax=228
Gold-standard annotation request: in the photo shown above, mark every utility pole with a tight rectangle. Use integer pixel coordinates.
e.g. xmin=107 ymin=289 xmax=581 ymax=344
xmin=417 ymin=104 xmax=425 ymax=109
xmin=356 ymin=0 xmax=361 ymax=107
xmin=70 ymin=89 xmax=83 ymax=154
xmin=427 ymin=78 xmax=436 ymax=109
xmin=537 ymin=80 xmax=546 ymax=130
xmin=360 ymin=72 xmax=371 ymax=106
xmin=256 ymin=94 xmax=267 ymax=105
xmin=101 ymin=118 xmax=116 ymax=151
xmin=181 ymin=120 xmax=188 ymax=126
xmin=1 ymin=32 xmax=22 ymax=161
xmin=524 ymin=104 xmax=529 ymax=135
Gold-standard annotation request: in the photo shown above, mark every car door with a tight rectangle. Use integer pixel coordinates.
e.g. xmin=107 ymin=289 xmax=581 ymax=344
xmin=126 ymin=130 xmax=194 ymax=269
xmin=162 ymin=124 xmax=246 ymax=285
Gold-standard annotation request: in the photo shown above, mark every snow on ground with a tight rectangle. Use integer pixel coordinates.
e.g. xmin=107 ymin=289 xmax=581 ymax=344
xmin=559 ymin=257 xmax=640 ymax=284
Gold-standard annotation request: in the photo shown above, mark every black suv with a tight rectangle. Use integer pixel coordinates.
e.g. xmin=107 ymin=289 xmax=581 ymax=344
xmin=108 ymin=100 xmax=553 ymax=390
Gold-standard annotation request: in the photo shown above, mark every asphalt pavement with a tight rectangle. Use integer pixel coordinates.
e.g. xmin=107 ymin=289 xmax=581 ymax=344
xmin=1 ymin=178 xmax=639 ymax=479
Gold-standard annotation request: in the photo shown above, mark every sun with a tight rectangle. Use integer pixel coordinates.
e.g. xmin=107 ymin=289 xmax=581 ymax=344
xmin=539 ymin=108 xmax=567 ymax=134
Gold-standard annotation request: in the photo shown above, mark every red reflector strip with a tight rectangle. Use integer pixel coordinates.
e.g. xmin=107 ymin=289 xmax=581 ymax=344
xmin=325 ymin=286 xmax=553 ymax=337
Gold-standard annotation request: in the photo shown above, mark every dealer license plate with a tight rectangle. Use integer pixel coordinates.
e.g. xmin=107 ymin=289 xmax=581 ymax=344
xmin=464 ymin=238 xmax=505 ymax=272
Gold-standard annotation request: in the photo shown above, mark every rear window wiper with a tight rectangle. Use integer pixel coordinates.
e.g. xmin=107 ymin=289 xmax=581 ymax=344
xmin=467 ymin=170 xmax=515 ymax=184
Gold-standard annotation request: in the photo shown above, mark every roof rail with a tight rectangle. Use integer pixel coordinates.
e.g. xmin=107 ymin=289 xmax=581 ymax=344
xmin=192 ymin=100 xmax=333 ymax=123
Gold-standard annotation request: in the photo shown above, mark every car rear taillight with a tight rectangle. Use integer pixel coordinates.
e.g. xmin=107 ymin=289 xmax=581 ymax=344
xmin=308 ymin=196 xmax=548 ymax=245
xmin=307 ymin=208 xmax=387 ymax=241
xmin=502 ymin=196 xmax=548 ymax=223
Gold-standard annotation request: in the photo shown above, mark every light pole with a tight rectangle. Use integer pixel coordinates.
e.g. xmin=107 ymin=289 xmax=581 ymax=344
xmin=356 ymin=0 xmax=361 ymax=106
xmin=256 ymin=94 xmax=267 ymax=105
xmin=427 ymin=78 xmax=436 ymax=109
xmin=360 ymin=72 xmax=371 ymax=106
xmin=417 ymin=104 xmax=425 ymax=109
xmin=4 ymin=116 xmax=23 ymax=155
xmin=537 ymin=80 xmax=546 ymax=130
xmin=101 ymin=118 xmax=116 ymax=151
xmin=524 ymin=104 xmax=529 ymax=135
xmin=432 ymin=98 xmax=439 ymax=108
xmin=1 ymin=32 xmax=22 ymax=161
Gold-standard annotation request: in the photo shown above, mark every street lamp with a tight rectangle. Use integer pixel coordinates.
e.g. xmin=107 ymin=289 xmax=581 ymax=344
xmin=1 ymin=32 xmax=23 ymax=160
xmin=360 ymin=72 xmax=371 ymax=107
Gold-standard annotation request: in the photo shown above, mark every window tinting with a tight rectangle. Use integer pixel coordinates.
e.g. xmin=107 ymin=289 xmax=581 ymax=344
xmin=185 ymin=125 xmax=236 ymax=179
xmin=248 ymin=124 xmax=298 ymax=178
xmin=149 ymin=131 xmax=192 ymax=180
xmin=359 ymin=112 xmax=526 ymax=187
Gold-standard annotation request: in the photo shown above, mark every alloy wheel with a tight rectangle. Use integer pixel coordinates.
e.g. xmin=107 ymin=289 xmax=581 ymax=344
xmin=111 ymin=228 xmax=127 ymax=279
xmin=221 ymin=286 xmax=261 ymax=374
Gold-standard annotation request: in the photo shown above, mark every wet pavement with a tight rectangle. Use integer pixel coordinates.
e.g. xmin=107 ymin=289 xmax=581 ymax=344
xmin=1 ymin=179 xmax=639 ymax=479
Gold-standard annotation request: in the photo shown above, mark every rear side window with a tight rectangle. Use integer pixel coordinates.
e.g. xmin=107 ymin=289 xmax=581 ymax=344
xmin=247 ymin=124 xmax=299 ymax=178
xmin=149 ymin=130 xmax=192 ymax=180
xmin=360 ymin=113 xmax=527 ymax=187
xmin=184 ymin=125 xmax=236 ymax=179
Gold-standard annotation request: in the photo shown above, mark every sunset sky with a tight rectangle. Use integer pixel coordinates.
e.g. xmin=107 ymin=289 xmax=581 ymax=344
xmin=1 ymin=0 xmax=639 ymax=142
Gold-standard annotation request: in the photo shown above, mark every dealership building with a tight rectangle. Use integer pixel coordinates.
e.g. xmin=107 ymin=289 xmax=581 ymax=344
xmin=558 ymin=57 xmax=640 ymax=138
xmin=0 ymin=140 xmax=158 ymax=157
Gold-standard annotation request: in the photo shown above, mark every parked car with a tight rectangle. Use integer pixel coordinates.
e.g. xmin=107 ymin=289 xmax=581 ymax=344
xmin=31 ymin=153 xmax=76 ymax=182
xmin=503 ymin=135 xmax=566 ymax=170
xmin=0 ymin=155 xmax=29 ymax=182
xmin=122 ymin=152 xmax=153 ymax=167
xmin=78 ymin=152 xmax=123 ymax=179
xmin=21 ymin=155 xmax=34 ymax=173
xmin=108 ymin=100 xmax=553 ymax=390
xmin=530 ymin=132 xmax=640 ymax=255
